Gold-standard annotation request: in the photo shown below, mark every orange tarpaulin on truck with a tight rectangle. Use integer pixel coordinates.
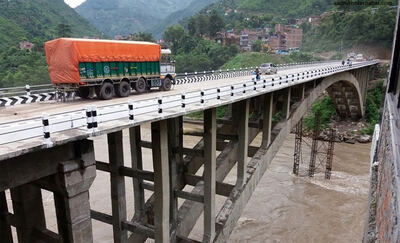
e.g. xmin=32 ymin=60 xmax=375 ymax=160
xmin=45 ymin=38 xmax=161 ymax=84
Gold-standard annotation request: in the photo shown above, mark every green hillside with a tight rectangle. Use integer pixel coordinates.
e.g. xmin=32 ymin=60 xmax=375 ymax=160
xmin=76 ymin=0 xmax=216 ymax=37
xmin=151 ymin=0 xmax=216 ymax=38
xmin=0 ymin=0 xmax=101 ymax=46
xmin=0 ymin=0 xmax=101 ymax=88
xmin=302 ymin=6 xmax=397 ymax=52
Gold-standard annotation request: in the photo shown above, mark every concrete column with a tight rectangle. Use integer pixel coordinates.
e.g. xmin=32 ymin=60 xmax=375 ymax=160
xmin=129 ymin=126 xmax=145 ymax=221
xmin=108 ymin=131 xmax=128 ymax=243
xmin=151 ymin=120 xmax=170 ymax=243
xmin=167 ymin=117 xmax=183 ymax=243
xmin=233 ymin=100 xmax=249 ymax=187
xmin=203 ymin=108 xmax=216 ymax=243
xmin=281 ymin=87 xmax=291 ymax=120
xmin=54 ymin=161 xmax=96 ymax=243
xmin=10 ymin=184 xmax=46 ymax=243
xmin=262 ymin=93 xmax=273 ymax=147
xmin=301 ymin=83 xmax=305 ymax=100
xmin=0 ymin=191 xmax=12 ymax=243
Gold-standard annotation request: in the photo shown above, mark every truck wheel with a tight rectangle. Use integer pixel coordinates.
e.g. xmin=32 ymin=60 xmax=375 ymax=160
xmin=115 ymin=81 xmax=131 ymax=97
xmin=135 ymin=78 xmax=146 ymax=93
xmin=160 ymin=78 xmax=172 ymax=91
xmin=78 ymin=86 xmax=90 ymax=99
xmin=99 ymin=82 xmax=114 ymax=100
xmin=95 ymin=86 xmax=101 ymax=98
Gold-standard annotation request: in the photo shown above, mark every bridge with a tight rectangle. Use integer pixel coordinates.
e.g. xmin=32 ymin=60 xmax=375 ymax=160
xmin=0 ymin=60 xmax=377 ymax=243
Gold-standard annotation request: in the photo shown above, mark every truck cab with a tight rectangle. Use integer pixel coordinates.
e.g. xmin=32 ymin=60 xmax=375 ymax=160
xmin=161 ymin=49 xmax=176 ymax=83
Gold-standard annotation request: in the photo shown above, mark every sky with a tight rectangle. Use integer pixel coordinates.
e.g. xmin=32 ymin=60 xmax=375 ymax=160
xmin=64 ymin=0 xmax=86 ymax=8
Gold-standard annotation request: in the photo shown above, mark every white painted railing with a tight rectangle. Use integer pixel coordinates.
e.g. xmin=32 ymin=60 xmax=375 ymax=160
xmin=0 ymin=61 xmax=378 ymax=146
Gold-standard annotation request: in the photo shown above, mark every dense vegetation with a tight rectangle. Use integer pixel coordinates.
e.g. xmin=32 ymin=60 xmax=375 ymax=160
xmin=0 ymin=0 xmax=100 ymax=48
xmin=361 ymin=81 xmax=385 ymax=134
xmin=0 ymin=0 xmax=101 ymax=88
xmin=302 ymin=6 xmax=397 ymax=52
xmin=76 ymin=0 xmax=217 ymax=37
xmin=304 ymin=97 xmax=337 ymax=131
xmin=303 ymin=81 xmax=385 ymax=135
xmin=163 ymin=22 xmax=240 ymax=73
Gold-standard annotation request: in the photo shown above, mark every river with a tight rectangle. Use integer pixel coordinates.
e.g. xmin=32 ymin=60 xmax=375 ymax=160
xmin=229 ymin=133 xmax=370 ymax=243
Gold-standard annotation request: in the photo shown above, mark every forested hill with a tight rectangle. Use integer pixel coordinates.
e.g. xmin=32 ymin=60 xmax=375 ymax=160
xmin=0 ymin=0 xmax=101 ymax=88
xmin=0 ymin=0 xmax=100 ymax=51
xmin=76 ymin=0 xmax=217 ymax=37
xmin=205 ymin=0 xmax=335 ymax=18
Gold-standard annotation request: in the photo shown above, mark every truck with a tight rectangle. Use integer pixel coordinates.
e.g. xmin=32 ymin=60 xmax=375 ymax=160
xmin=45 ymin=38 xmax=176 ymax=100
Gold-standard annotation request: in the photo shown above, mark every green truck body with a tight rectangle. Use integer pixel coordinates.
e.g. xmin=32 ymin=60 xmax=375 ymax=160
xmin=78 ymin=61 xmax=160 ymax=79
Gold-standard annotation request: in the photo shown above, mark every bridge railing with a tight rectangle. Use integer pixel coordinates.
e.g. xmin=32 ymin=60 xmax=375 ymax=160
xmin=0 ymin=60 xmax=338 ymax=99
xmin=0 ymin=61 xmax=377 ymax=146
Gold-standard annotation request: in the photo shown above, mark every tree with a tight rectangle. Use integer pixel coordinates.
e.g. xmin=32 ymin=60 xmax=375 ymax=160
xmin=196 ymin=14 xmax=209 ymax=37
xmin=251 ymin=40 xmax=263 ymax=52
xmin=163 ymin=25 xmax=185 ymax=52
xmin=208 ymin=10 xmax=225 ymax=38
xmin=188 ymin=17 xmax=197 ymax=36
xmin=129 ymin=32 xmax=155 ymax=42
xmin=56 ymin=23 xmax=72 ymax=38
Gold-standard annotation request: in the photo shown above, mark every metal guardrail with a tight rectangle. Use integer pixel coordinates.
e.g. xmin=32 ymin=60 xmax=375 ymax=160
xmin=0 ymin=61 xmax=377 ymax=146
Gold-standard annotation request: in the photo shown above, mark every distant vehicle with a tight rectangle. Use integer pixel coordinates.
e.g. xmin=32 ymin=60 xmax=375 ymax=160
xmin=260 ymin=63 xmax=278 ymax=75
xmin=45 ymin=38 xmax=176 ymax=100
xmin=289 ymin=47 xmax=300 ymax=53
xmin=356 ymin=53 xmax=364 ymax=61
xmin=347 ymin=52 xmax=356 ymax=61
xmin=276 ymin=49 xmax=289 ymax=55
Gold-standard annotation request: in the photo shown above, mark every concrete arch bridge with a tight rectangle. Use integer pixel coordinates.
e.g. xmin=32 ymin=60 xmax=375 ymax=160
xmin=0 ymin=61 xmax=377 ymax=243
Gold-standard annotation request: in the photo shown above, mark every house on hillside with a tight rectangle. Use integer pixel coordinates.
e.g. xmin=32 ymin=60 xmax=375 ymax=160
xmin=19 ymin=41 xmax=34 ymax=51
xmin=269 ymin=24 xmax=302 ymax=51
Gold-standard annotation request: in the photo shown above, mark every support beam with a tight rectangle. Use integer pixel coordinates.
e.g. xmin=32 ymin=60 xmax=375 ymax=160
xmin=281 ymin=87 xmax=291 ymax=120
xmin=184 ymin=174 xmax=234 ymax=197
xmin=203 ymin=108 xmax=217 ymax=243
xmin=129 ymin=126 xmax=145 ymax=221
xmin=175 ymin=190 xmax=204 ymax=203
xmin=0 ymin=191 xmax=13 ymax=243
xmin=108 ymin=131 xmax=128 ymax=243
xmin=262 ymin=93 xmax=273 ymax=146
xmin=151 ymin=120 xmax=170 ymax=243
xmin=168 ymin=117 xmax=183 ymax=243
xmin=53 ymin=161 xmax=96 ymax=243
xmin=10 ymin=184 xmax=46 ymax=243
xmin=233 ymin=100 xmax=249 ymax=187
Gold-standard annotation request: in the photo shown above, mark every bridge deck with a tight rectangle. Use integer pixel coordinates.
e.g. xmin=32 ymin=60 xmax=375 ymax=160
xmin=0 ymin=61 xmax=376 ymax=160
xmin=0 ymin=63 xmax=336 ymax=122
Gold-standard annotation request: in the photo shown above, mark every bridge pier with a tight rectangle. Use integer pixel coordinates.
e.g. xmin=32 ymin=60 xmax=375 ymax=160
xmin=0 ymin=139 xmax=96 ymax=243
xmin=10 ymin=183 xmax=46 ymax=243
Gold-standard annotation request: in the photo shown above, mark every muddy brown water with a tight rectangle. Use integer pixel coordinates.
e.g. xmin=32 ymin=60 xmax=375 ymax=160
xmin=6 ymin=124 xmax=370 ymax=242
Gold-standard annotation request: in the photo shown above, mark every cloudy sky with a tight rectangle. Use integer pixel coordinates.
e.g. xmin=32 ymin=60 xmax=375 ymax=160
xmin=64 ymin=0 xmax=86 ymax=8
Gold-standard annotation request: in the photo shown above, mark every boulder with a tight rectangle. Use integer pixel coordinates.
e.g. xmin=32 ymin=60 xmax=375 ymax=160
xmin=356 ymin=135 xmax=371 ymax=143
xmin=345 ymin=138 xmax=356 ymax=144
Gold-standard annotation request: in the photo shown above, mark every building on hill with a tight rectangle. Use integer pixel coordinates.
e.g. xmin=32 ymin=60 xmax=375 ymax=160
xmin=308 ymin=16 xmax=321 ymax=27
xmin=239 ymin=28 xmax=269 ymax=51
xmin=19 ymin=41 xmax=34 ymax=52
xmin=216 ymin=31 xmax=240 ymax=46
xmin=270 ymin=24 xmax=303 ymax=51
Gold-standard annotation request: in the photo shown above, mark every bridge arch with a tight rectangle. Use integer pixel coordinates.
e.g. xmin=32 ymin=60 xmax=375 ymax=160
xmin=312 ymin=72 xmax=364 ymax=120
